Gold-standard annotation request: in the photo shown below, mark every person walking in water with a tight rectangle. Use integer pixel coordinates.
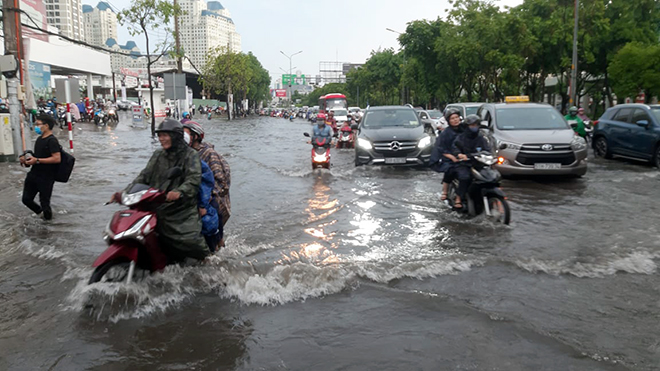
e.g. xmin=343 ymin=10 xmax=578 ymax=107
xmin=20 ymin=115 xmax=61 ymax=220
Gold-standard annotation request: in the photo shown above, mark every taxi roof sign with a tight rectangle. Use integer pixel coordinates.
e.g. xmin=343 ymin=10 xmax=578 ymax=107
xmin=505 ymin=96 xmax=530 ymax=103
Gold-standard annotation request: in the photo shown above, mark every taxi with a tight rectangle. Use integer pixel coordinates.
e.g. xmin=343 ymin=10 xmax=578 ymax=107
xmin=477 ymin=96 xmax=588 ymax=177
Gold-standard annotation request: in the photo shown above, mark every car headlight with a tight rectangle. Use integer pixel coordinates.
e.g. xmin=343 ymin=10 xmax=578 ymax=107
xmin=571 ymin=135 xmax=587 ymax=151
xmin=418 ymin=136 xmax=432 ymax=148
xmin=498 ymin=140 xmax=521 ymax=151
xmin=357 ymin=138 xmax=372 ymax=150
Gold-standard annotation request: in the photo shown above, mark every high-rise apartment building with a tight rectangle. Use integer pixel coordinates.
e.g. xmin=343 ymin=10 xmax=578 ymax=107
xmin=82 ymin=2 xmax=117 ymax=47
xmin=178 ymin=0 xmax=241 ymax=70
xmin=45 ymin=0 xmax=84 ymax=40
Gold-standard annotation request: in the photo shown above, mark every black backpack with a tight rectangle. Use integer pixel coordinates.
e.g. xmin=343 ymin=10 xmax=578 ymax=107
xmin=55 ymin=146 xmax=75 ymax=183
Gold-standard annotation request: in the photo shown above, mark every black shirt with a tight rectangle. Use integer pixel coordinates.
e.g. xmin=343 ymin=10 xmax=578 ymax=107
xmin=30 ymin=134 xmax=60 ymax=179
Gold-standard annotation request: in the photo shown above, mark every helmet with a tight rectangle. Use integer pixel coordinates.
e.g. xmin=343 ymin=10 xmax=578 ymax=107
xmin=182 ymin=111 xmax=190 ymax=118
xmin=317 ymin=113 xmax=327 ymax=120
xmin=465 ymin=114 xmax=481 ymax=126
xmin=183 ymin=121 xmax=204 ymax=141
xmin=444 ymin=108 xmax=460 ymax=122
xmin=577 ymin=107 xmax=584 ymax=113
xmin=569 ymin=106 xmax=578 ymax=115
xmin=155 ymin=118 xmax=183 ymax=135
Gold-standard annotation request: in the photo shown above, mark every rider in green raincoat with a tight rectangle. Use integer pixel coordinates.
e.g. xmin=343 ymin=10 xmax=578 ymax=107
xmin=127 ymin=119 xmax=209 ymax=261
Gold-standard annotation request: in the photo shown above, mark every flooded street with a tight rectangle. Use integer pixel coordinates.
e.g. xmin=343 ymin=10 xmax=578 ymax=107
xmin=1 ymin=113 xmax=659 ymax=370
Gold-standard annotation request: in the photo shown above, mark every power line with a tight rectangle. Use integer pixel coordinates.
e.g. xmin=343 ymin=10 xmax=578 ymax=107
xmin=5 ymin=8 xmax=173 ymax=59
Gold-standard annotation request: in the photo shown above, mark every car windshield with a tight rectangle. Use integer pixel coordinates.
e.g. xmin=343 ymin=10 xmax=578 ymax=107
xmin=428 ymin=110 xmax=442 ymax=119
xmin=465 ymin=106 xmax=480 ymax=116
xmin=362 ymin=109 xmax=420 ymax=128
xmin=651 ymin=107 xmax=660 ymax=123
xmin=496 ymin=107 xmax=569 ymax=130
xmin=332 ymin=109 xmax=348 ymax=116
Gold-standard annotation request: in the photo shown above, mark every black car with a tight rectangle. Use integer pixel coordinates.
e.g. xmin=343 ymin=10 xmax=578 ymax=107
xmin=355 ymin=106 xmax=433 ymax=166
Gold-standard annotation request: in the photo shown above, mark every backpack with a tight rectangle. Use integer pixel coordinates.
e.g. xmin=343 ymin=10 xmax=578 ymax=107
xmin=55 ymin=146 xmax=75 ymax=183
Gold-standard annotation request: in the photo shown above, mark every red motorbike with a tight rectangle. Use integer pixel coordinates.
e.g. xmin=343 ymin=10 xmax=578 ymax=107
xmin=88 ymin=168 xmax=182 ymax=284
xmin=336 ymin=126 xmax=355 ymax=149
xmin=304 ymin=133 xmax=332 ymax=169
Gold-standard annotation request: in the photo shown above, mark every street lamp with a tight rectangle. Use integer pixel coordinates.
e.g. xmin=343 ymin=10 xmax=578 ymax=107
xmin=386 ymin=28 xmax=406 ymax=105
xmin=280 ymin=50 xmax=302 ymax=106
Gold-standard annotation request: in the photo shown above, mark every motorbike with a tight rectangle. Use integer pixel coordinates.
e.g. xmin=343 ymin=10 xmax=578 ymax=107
xmin=107 ymin=108 xmax=118 ymax=124
xmin=336 ymin=126 xmax=355 ymax=149
xmin=89 ymin=168 xmax=183 ymax=284
xmin=94 ymin=109 xmax=107 ymax=126
xmin=583 ymin=120 xmax=593 ymax=145
xmin=445 ymin=152 xmax=511 ymax=224
xmin=303 ymin=133 xmax=332 ymax=170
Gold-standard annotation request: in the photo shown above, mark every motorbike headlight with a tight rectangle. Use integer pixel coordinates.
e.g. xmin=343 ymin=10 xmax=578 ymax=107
xmin=498 ymin=141 xmax=521 ymax=151
xmin=418 ymin=136 xmax=432 ymax=148
xmin=357 ymin=138 xmax=372 ymax=150
xmin=121 ymin=190 xmax=147 ymax=206
xmin=571 ymin=135 xmax=587 ymax=151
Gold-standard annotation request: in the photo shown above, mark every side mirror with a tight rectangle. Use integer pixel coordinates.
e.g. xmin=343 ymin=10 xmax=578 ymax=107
xmin=351 ymin=124 xmax=358 ymax=130
xmin=636 ymin=120 xmax=649 ymax=128
xmin=480 ymin=120 xmax=489 ymax=128
xmin=166 ymin=167 xmax=183 ymax=180
xmin=303 ymin=132 xmax=310 ymax=137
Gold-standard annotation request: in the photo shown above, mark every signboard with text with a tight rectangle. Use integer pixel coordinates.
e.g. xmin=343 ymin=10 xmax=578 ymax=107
xmin=132 ymin=105 xmax=143 ymax=125
xmin=282 ymin=74 xmax=306 ymax=86
xmin=275 ymin=89 xmax=287 ymax=97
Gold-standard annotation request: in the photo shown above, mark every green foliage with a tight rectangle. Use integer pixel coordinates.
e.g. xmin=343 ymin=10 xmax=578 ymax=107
xmin=609 ymin=42 xmax=660 ymax=102
xmin=352 ymin=0 xmax=660 ymax=110
xmin=200 ymin=48 xmax=271 ymax=109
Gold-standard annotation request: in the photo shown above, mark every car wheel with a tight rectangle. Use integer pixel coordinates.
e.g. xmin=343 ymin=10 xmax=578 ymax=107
xmin=652 ymin=144 xmax=660 ymax=169
xmin=593 ymin=137 xmax=612 ymax=159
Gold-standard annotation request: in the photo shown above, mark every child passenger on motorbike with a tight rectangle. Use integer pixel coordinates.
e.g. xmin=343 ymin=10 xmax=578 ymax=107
xmin=452 ymin=114 xmax=490 ymax=210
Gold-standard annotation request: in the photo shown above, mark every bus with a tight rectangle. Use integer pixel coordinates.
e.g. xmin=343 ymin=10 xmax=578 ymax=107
xmin=318 ymin=93 xmax=348 ymax=115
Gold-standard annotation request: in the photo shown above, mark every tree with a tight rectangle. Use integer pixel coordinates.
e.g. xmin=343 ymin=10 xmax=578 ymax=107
xmin=200 ymin=48 xmax=271 ymax=117
xmin=118 ymin=0 xmax=181 ymax=135
xmin=609 ymin=42 xmax=660 ymax=103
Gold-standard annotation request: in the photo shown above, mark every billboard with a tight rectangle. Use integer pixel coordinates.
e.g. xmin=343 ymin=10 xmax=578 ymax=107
xmin=28 ymin=61 xmax=51 ymax=99
xmin=20 ymin=0 xmax=48 ymax=41
xmin=282 ymin=74 xmax=306 ymax=86
xmin=275 ymin=89 xmax=287 ymax=97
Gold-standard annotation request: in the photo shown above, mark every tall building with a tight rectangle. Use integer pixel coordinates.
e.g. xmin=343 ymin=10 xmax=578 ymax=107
xmin=82 ymin=2 xmax=117 ymax=47
xmin=178 ymin=0 xmax=241 ymax=70
xmin=45 ymin=0 xmax=84 ymax=40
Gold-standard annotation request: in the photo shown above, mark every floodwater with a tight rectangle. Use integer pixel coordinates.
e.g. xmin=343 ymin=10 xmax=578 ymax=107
xmin=0 ymin=113 xmax=659 ymax=370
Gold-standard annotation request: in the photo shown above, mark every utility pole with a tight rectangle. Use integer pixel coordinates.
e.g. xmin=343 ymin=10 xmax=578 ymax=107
xmin=174 ymin=0 xmax=182 ymax=74
xmin=569 ymin=0 xmax=579 ymax=107
xmin=280 ymin=50 xmax=302 ymax=107
xmin=3 ymin=0 xmax=25 ymax=159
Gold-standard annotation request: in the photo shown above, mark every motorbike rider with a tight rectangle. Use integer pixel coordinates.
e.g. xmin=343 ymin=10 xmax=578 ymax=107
xmin=181 ymin=111 xmax=191 ymax=124
xmin=327 ymin=110 xmax=338 ymax=133
xmin=183 ymin=121 xmax=231 ymax=250
xmin=311 ymin=113 xmax=334 ymax=146
xmin=577 ymin=107 xmax=590 ymax=122
xmin=429 ymin=108 xmax=463 ymax=201
xmin=565 ymin=106 xmax=586 ymax=139
xmin=452 ymin=114 xmax=490 ymax=210
xmin=114 ymin=119 xmax=209 ymax=262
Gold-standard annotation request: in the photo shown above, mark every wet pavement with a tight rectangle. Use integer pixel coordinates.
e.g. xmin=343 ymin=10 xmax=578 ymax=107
xmin=0 ymin=113 xmax=659 ymax=370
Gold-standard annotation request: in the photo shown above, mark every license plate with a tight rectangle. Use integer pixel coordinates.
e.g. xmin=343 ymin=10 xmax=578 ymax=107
xmin=534 ymin=163 xmax=561 ymax=169
xmin=385 ymin=157 xmax=407 ymax=164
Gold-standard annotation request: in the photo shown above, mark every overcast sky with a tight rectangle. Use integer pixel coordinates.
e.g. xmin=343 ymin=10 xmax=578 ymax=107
xmin=84 ymin=0 xmax=524 ymax=87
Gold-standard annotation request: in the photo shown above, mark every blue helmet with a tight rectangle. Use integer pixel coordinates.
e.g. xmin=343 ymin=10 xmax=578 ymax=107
xmin=183 ymin=111 xmax=190 ymax=118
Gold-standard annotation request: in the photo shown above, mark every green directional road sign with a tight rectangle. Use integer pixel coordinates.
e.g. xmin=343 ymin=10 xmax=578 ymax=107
xmin=282 ymin=74 xmax=306 ymax=86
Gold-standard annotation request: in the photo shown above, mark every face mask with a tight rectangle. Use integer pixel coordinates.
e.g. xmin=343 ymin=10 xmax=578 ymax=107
xmin=34 ymin=126 xmax=42 ymax=135
xmin=469 ymin=126 xmax=480 ymax=133
xmin=183 ymin=132 xmax=191 ymax=145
